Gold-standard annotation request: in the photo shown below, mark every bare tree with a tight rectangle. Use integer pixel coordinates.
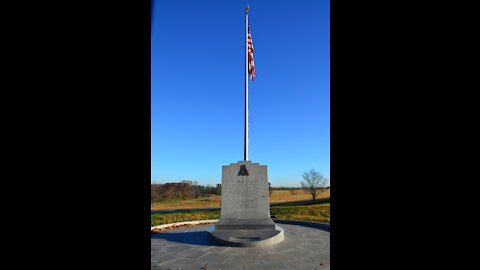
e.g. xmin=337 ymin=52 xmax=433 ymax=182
xmin=301 ymin=169 xmax=328 ymax=200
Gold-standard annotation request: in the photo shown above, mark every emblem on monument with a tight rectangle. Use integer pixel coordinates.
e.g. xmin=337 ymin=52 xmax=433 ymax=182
xmin=238 ymin=165 xmax=249 ymax=176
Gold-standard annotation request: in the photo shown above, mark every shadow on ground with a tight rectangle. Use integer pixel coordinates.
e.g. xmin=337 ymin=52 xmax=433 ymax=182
xmin=151 ymin=230 xmax=222 ymax=246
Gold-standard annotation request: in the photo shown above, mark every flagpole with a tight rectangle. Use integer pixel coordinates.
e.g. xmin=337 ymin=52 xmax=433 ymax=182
xmin=244 ymin=6 xmax=249 ymax=161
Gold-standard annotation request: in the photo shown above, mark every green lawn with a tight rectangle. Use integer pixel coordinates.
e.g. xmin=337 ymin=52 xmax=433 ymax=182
xmin=151 ymin=199 xmax=330 ymax=226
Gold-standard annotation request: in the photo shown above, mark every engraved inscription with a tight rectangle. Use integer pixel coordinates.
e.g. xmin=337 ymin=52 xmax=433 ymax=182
xmin=232 ymin=197 xmax=258 ymax=209
xmin=220 ymin=161 xmax=270 ymax=219
xmin=231 ymin=179 xmax=258 ymax=189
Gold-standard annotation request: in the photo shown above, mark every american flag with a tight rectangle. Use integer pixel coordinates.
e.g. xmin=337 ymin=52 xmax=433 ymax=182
xmin=247 ymin=24 xmax=256 ymax=81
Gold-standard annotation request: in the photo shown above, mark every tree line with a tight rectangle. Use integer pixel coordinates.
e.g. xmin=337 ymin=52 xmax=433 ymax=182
xmin=151 ymin=168 xmax=329 ymax=204
xmin=151 ymin=180 xmax=221 ymax=204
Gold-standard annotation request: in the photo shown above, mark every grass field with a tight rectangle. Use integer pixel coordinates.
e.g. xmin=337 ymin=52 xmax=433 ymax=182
xmin=269 ymin=200 xmax=330 ymax=223
xmin=151 ymin=197 xmax=330 ymax=227
xmin=151 ymin=189 xmax=330 ymax=210
xmin=151 ymin=195 xmax=221 ymax=210
xmin=269 ymin=189 xmax=330 ymax=203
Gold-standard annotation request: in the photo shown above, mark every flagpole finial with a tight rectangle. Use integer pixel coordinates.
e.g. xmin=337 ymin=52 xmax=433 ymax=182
xmin=245 ymin=5 xmax=249 ymax=13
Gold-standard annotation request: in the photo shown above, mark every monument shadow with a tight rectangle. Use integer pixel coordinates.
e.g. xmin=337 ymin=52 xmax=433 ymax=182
xmin=151 ymin=230 xmax=222 ymax=246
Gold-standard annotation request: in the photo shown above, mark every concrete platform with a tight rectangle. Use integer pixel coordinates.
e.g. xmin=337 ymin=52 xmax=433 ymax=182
xmin=208 ymin=224 xmax=284 ymax=247
xmin=151 ymin=223 xmax=330 ymax=270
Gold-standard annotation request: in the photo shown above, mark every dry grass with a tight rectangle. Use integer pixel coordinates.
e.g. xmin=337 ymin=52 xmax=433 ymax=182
xmin=268 ymin=189 xmax=330 ymax=203
xmin=151 ymin=189 xmax=330 ymax=210
xmin=151 ymin=195 xmax=222 ymax=210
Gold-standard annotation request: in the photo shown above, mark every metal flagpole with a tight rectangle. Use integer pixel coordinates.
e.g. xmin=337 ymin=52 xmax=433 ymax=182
xmin=244 ymin=6 xmax=249 ymax=161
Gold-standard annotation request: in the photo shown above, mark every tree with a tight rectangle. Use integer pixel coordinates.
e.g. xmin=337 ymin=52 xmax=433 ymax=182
xmin=151 ymin=181 xmax=162 ymax=207
xmin=214 ymin=184 xmax=222 ymax=195
xmin=301 ymin=169 xmax=329 ymax=200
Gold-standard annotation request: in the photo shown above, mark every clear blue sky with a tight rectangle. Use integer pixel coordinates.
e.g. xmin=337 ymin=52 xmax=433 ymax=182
xmin=152 ymin=0 xmax=329 ymax=187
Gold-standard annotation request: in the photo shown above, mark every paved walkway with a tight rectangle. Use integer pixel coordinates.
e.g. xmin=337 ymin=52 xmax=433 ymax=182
xmin=151 ymin=223 xmax=330 ymax=270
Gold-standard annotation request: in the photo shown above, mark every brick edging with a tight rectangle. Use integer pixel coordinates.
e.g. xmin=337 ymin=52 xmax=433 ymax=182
xmin=151 ymin=219 xmax=330 ymax=231
xmin=151 ymin=219 xmax=219 ymax=230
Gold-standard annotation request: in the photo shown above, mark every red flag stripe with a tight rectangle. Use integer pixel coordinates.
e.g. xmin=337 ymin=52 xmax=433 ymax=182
xmin=247 ymin=24 xmax=255 ymax=81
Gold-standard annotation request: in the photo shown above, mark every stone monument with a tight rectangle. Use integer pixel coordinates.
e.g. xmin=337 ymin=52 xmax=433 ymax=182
xmin=208 ymin=161 xmax=284 ymax=247
xmin=208 ymin=6 xmax=284 ymax=247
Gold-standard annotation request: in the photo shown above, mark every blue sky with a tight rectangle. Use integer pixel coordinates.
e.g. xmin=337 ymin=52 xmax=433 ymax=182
xmin=152 ymin=0 xmax=329 ymax=187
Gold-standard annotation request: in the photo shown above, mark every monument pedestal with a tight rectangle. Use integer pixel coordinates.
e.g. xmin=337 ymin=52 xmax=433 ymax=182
xmin=208 ymin=161 xmax=284 ymax=247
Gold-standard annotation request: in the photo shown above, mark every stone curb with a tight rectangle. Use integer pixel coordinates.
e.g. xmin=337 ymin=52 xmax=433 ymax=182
xmin=272 ymin=219 xmax=330 ymax=231
xmin=151 ymin=219 xmax=219 ymax=230
xmin=151 ymin=219 xmax=330 ymax=231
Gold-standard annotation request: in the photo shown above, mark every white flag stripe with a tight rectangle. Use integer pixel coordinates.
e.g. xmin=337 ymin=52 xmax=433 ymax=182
xmin=247 ymin=25 xmax=256 ymax=81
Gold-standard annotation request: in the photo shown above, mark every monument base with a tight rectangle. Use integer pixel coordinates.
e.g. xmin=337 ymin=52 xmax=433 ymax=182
xmin=210 ymin=161 xmax=284 ymax=247
xmin=207 ymin=224 xmax=284 ymax=247
xmin=215 ymin=218 xmax=275 ymax=230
